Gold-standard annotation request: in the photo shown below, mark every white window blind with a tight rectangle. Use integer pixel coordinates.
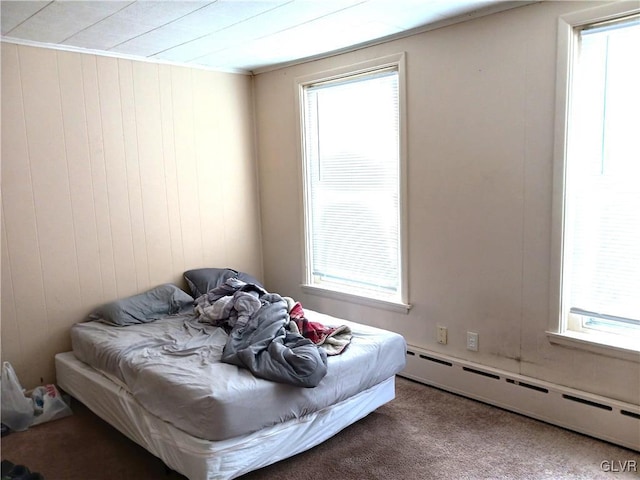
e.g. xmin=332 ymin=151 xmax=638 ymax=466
xmin=302 ymin=67 xmax=401 ymax=299
xmin=564 ymin=15 xmax=640 ymax=333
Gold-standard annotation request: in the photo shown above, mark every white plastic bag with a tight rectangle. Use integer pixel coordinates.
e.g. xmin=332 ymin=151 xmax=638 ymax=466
xmin=1 ymin=361 xmax=34 ymax=431
xmin=31 ymin=384 xmax=72 ymax=426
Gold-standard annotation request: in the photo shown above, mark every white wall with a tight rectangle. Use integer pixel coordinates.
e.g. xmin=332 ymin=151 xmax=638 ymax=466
xmin=1 ymin=44 xmax=263 ymax=388
xmin=254 ymin=1 xmax=639 ymax=405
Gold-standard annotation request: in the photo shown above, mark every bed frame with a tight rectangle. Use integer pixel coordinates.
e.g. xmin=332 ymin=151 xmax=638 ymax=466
xmin=55 ymin=352 xmax=396 ymax=480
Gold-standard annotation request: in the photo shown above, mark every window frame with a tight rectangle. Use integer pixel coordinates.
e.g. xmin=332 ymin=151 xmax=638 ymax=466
xmin=548 ymin=2 xmax=640 ymax=362
xmin=294 ymin=53 xmax=410 ymax=313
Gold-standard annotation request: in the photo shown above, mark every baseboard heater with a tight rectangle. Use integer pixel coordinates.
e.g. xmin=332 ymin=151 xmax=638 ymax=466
xmin=401 ymin=345 xmax=639 ymax=452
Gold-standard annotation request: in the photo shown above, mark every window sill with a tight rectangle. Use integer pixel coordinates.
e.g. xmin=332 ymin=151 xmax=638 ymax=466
xmin=546 ymin=330 xmax=640 ymax=363
xmin=301 ymin=284 xmax=411 ymax=314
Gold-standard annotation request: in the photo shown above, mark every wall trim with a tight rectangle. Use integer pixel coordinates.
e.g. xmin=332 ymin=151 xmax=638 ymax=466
xmin=0 ymin=37 xmax=250 ymax=75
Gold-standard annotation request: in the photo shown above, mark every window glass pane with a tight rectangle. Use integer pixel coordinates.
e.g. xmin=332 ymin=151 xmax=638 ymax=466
xmin=565 ymin=17 xmax=640 ymax=328
xmin=303 ymin=68 xmax=400 ymax=297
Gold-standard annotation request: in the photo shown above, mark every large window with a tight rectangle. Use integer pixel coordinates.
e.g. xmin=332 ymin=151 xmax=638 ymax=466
xmin=297 ymin=55 xmax=408 ymax=310
xmin=552 ymin=6 xmax=640 ymax=355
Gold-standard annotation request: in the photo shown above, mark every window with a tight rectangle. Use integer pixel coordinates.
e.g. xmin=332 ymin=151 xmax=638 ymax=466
xmin=297 ymin=55 xmax=408 ymax=311
xmin=550 ymin=5 xmax=640 ymax=356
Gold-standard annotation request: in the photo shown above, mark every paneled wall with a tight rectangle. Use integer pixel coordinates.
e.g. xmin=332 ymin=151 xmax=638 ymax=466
xmin=1 ymin=43 xmax=263 ymax=388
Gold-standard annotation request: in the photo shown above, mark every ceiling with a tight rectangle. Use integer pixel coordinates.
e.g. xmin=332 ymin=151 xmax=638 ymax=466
xmin=1 ymin=0 xmax=521 ymax=74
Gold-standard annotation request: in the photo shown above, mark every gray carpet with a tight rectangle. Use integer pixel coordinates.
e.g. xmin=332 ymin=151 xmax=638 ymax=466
xmin=2 ymin=376 xmax=638 ymax=479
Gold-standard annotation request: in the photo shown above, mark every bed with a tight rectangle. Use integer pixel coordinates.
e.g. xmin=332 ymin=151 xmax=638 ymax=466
xmin=55 ymin=268 xmax=407 ymax=480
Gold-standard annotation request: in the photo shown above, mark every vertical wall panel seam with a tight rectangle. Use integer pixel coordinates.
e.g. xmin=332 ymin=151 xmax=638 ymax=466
xmin=1 ymin=203 xmax=24 ymax=364
xmin=117 ymin=59 xmax=139 ymax=292
xmin=95 ymin=58 xmax=120 ymax=297
xmin=169 ymin=67 xmax=186 ymax=267
xmin=190 ymin=69 xmax=206 ymax=264
xmin=16 ymin=46 xmax=50 ymax=336
xmin=1 ymin=50 xmax=24 ymax=363
xmin=519 ymin=34 xmax=529 ymax=376
xmin=169 ymin=67 xmax=186 ymax=270
xmin=130 ymin=62 xmax=152 ymax=285
xmin=80 ymin=55 xmax=105 ymax=299
xmin=155 ymin=65 xmax=175 ymax=275
xmin=55 ymin=51 xmax=83 ymax=303
xmin=218 ymin=78 xmax=229 ymax=264
xmin=249 ymin=74 xmax=265 ymax=281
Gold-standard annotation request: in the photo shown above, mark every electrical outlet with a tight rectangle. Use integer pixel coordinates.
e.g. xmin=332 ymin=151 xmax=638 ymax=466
xmin=437 ymin=326 xmax=447 ymax=345
xmin=467 ymin=331 xmax=478 ymax=351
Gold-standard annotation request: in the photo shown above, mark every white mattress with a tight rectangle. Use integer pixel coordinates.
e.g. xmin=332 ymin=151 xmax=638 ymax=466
xmin=55 ymin=351 xmax=396 ymax=480
xmin=70 ymin=309 xmax=406 ymax=441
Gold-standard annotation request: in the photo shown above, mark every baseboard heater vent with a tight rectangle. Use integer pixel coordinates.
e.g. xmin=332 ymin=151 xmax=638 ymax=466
xmin=622 ymin=410 xmax=640 ymax=420
xmin=562 ymin=394 xmax=613 ymax=411
xmin=420 ymin=354 xmax=453 ymax=367
xmin=462 ymin=366 xmax=500 ymax=380
xmin=506 ymin=379 xmax=549 ymax=394
xmin=402 ymin=345 xmax=640 ymax=452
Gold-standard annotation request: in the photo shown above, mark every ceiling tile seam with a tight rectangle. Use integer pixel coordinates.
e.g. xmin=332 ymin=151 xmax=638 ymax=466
xmin=3 ymin=0 xmax=54 ymax=36
xmin=107 ymin=1 xmax=217 ymax=52
xmin=186 ymin=0 xmax=371 ymax=64
xmin=151 ymin=0 xmax=297 ymax=61
xmin=59 ymin=1 xmax=136 ymax=45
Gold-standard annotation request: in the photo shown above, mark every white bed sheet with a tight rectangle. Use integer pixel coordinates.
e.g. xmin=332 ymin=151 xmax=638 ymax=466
xmin=55 ymin=351 xmax=396 ymax=480
xmin=70 ymin=309 xmax=406 ymax=442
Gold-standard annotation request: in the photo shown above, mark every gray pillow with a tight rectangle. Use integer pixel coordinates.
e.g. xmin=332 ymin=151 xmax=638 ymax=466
xmin=88 ymin=284 xmax=194 ymax=327
xmin=183 ymin=268 xmax=263 ymax=298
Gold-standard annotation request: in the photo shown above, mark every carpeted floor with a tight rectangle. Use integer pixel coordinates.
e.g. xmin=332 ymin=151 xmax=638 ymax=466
xmin=2 ymin=376 xmax=638 ymax=480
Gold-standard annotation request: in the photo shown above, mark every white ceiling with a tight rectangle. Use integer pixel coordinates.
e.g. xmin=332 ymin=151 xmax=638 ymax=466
xmin=1 ymin=0 xmax=521 ymax=74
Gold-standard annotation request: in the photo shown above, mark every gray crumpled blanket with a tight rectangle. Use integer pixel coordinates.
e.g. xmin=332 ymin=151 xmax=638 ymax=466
xmin=195 ymin=279 xmax=328 ymax=388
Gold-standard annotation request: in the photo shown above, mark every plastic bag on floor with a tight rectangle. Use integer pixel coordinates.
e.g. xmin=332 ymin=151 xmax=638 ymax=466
xmin=31 ymin=384 xmax=72 ymax=426
xmin=0 ymin=362 xmax=34 ymax=431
